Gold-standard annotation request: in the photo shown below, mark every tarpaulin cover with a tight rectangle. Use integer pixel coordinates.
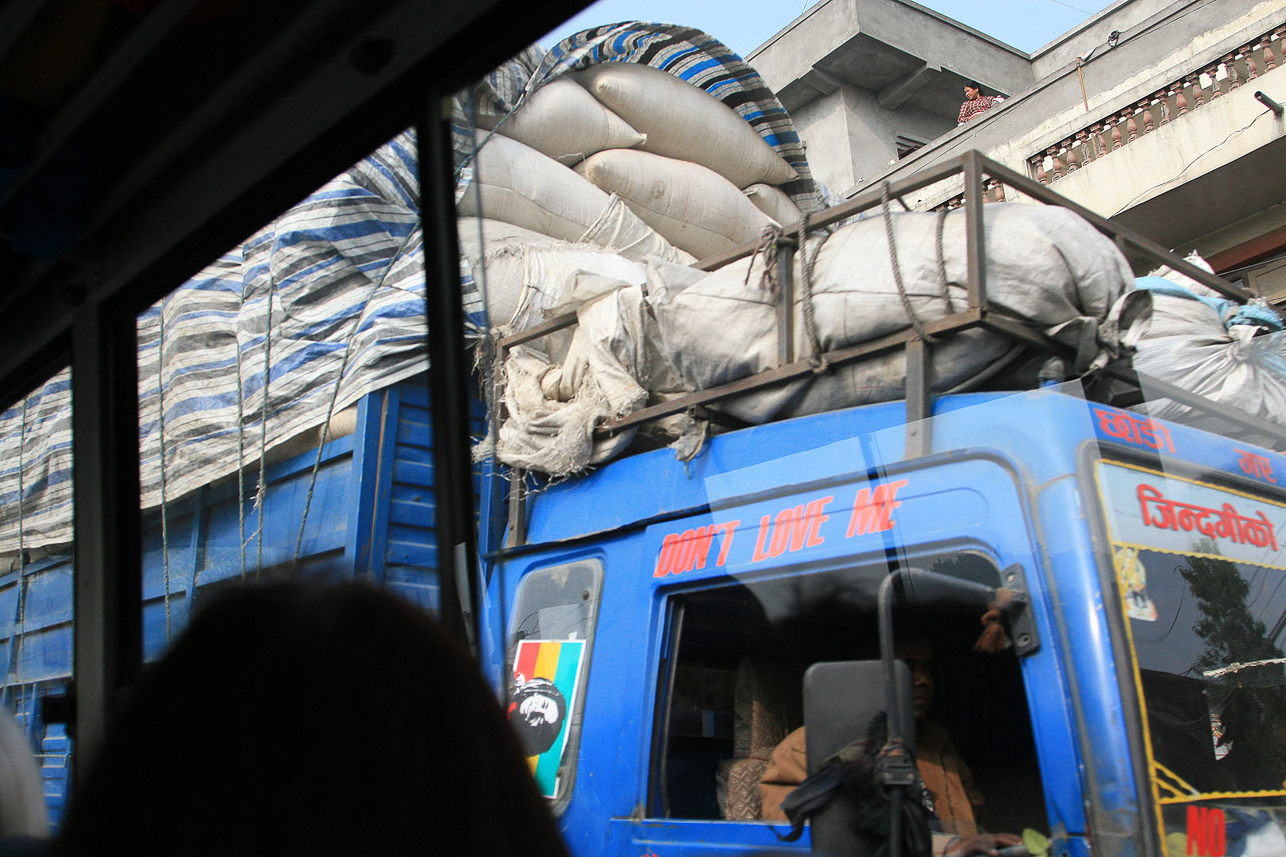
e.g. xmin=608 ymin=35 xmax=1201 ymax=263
xmin=0 ymin=130 xmax=464 ymax=555
xmin=490 ymin=204 xmax=1135 ymax=476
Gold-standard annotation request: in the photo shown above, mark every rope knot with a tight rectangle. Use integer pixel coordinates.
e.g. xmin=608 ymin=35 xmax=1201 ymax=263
xmin=745 ymin=224 xmax=788 ymax=293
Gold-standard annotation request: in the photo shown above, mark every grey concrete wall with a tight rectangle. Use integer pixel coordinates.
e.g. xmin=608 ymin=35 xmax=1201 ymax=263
xmin=792 ymin=84 xmax=956 ymax=196
xmin=871 ymin=0 xmax=1286 ymax=201
xmin=1030 ymin=0 xmax=1184 ymax=79
xmin=748 ymin=0 xmax=1033 ymax=114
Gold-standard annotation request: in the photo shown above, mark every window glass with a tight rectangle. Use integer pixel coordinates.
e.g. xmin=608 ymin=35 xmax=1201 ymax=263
xmin=1098 ymin=460 xmax=1286 ymax=848
xmin=0 ymin=370 xmax=74 ymax=828
xmin=135 ymin=128 xmax=454 ymax=661
xmin=655 ymin=554 xmax=1048 ymax=840
xmin=507 ymin=559 xmax=603 ymax=807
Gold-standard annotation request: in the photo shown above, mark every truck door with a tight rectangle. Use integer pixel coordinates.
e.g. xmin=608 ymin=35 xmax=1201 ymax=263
xmin=617 ymin=457 xmax=1078 ymax=855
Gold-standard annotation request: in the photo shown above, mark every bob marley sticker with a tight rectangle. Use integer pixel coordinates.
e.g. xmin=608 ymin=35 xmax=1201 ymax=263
xmin=509 ymin=639 xmax=585 ymax=798
xmin=1116 ymin=546 xmax=1158 ymax=621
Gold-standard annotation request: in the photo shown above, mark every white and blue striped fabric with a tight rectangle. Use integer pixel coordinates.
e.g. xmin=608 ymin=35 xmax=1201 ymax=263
xmin=0 ymin=23 xmax=818 ymax=555
xmin=0 ymin=129 xmax=488 ymax=554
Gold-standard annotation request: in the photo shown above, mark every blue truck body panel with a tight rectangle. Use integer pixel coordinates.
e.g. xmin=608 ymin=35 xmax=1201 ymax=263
xmin=482 ymin=387 xmax=1286 ymax=857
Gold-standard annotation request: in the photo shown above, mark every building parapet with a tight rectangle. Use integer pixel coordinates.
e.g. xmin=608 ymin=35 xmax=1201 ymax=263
xmin=1030 ymin=21 xmax=1284 ymax=183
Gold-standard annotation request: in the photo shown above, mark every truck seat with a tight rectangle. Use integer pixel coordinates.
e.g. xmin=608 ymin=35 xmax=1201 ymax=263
xmin=716 ymin=656 xmax=804 ymax=820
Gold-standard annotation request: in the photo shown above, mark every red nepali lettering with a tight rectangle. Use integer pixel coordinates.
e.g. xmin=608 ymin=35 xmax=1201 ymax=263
xmin=1186 ymin=806 xmax=1226 ymax=856
xmin=1137 ymin=483 xmax=1279 ymax=551
xmin=1094 ymin=406 xmax=1175 ymax=453
xmin=654 ymin=521 xmax=739 ymax=578
xmin=846 ymin=480 xmax=908 ymax=538
xmin=1234 ymin=448 xmax=1278 ymax=483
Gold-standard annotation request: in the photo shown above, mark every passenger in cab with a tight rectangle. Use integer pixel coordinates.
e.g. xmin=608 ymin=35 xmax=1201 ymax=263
xmin=760 ymin=637 xmax=1023 ymax=857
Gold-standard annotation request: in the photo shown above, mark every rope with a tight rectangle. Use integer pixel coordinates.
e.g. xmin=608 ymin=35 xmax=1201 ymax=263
xmin=744 ymin=225 xmax=784 ymax=293
xmin=255 ymin=280 xmax=275 ymax=573
xmin=235 ymin=281 xmax=248 ymax=580
xmin=292 ymin=222 xmax=421 ymax=564
xmin=881 ymin=182 xmax=937 ymax=345
xmin=156 ymin=298 xmax=172 ymax=642
xmin=934 ymin=208 xmax=957 ymax=315
xmin=799 ymin=225 xmax=832 ymax=373
xmin=7 ymin=396 xmax=29 ymax=711
xmin=744 ymin=222 xmax=833 ymax=372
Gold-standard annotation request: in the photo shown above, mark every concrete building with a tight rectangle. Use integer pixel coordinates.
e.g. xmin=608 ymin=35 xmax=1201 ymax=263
xmin=749 ymin=0 xmax=1286 ymax=298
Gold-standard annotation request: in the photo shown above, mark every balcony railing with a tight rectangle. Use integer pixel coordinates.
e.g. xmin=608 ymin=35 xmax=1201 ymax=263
xmin=1027 ymin=21 xmax=1285 ymax=183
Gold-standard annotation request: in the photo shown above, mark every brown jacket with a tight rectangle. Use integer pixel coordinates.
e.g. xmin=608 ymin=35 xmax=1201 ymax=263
xmin=759 ymin=723 xmax=983 ymax=837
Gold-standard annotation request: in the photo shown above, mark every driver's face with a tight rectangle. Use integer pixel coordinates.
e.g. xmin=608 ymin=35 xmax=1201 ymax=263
xmin=519 ymin=693 xmax=559 ymax=726
xmin=896 ymin=638 xmax=934 ymax=723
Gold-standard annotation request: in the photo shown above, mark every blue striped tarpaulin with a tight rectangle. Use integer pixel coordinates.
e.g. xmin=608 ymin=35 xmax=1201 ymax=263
xmin=0 ymin=129 xmax=488 ymax=555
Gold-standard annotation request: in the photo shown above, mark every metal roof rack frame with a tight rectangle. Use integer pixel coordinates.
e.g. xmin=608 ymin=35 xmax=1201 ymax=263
xmin=492 ymin=149 xmax=1281 ymax=547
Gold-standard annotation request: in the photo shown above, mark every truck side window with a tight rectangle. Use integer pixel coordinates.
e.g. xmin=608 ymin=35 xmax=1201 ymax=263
xmin=651 ymin=555 xmax=1048 ymax=840
xmin=506 ymin=559 xmax=603 ymax=808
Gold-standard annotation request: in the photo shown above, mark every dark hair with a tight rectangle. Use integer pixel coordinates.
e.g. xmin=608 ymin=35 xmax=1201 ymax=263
xmin=53 ymin=581 xmax=570 ymax=857
xmin=510 ymin=677 xmax=567 ymax=755
xmin=965 ymin=80 xmax=982 ymax=91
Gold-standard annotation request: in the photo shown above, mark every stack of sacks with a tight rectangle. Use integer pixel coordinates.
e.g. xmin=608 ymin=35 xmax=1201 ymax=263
xmin=644 ymin=203 xmax=1130 ymax=424
xmin=458 ymin=59 xmax=808 ymax=330
xmin=570 ymin=62 xmax=802 ymax=258
xmin=1116 ymin=257 xmax=1286 ymax=441
xmin=488 ymin=203 xmax=1135 ymax=477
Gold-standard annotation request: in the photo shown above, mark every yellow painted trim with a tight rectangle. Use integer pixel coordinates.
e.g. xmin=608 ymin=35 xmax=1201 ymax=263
xmin=1152 ymin=762 xmax=1197 ymax=797
xmin=1096 ymin=459 xmax=1286 ymax=847
xmin=1096 ymin=461 xmax=1170 ymax=850
xmin=1158 ymin=788 xmax=1286 ymax=806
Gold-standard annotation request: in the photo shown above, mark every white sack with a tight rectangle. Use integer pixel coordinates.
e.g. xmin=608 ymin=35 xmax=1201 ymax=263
xmin=456 ymin=135 xmax=691 ymax=265
xmin=579 ymin=194 xmax=696 ymax=266
xmin=506 ymin=246 xmax=648 ymax=334
xmin=648 ymin=203 xmax=1131 ymax=423
xmin=457 ymin=217 xmax=552 ymax=324
xmin=486 ymin=279 xmax=705 ymax=477
xmin=457 ymin=217 xmax=652 ymax=328
xmin=457 ymin=134 xmax=616 ymax=241
xmin=1119 ymin=284 xmax=1286 ymax=437
xmin=745 ymin=183 xmax=805 ymax=227
xmin=572 ymin=62 xmax=798 ymax=188
xmin=491 ymin=286 xmax=654 ymax=475
xmin=577 ymin=149 xmax=778 ymax=259
xmin=476 ymin=77 xmax=645 ymax=165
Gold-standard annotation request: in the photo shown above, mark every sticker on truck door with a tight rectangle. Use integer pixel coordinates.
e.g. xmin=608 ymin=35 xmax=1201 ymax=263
xmin=510 ymin=638 xmax=586 ymax=798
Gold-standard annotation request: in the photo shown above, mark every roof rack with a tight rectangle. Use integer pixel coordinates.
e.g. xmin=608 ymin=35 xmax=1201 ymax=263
xmin=491 ymin=150 xmax=1283 ymax=547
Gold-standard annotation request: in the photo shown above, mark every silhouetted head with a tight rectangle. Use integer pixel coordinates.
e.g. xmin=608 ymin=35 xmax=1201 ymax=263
xmin=53 ymin=580 xmax=570 ymax=857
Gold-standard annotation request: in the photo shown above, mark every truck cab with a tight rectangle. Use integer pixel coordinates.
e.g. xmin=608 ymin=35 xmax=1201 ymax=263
xmin=480 ymin=385 xmax=1286 ymax=857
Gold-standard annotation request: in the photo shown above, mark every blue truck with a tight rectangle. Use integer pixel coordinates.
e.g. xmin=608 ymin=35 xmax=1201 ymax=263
xmin=475 ymin=156 xmax=1286 ymax=857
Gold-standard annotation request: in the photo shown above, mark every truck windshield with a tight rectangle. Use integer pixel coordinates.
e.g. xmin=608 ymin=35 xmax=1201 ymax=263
xmin=1097 ymin=460 xmax=1286 ymax=849
xmin=654 ymin=552 xmax=1048 ymax=839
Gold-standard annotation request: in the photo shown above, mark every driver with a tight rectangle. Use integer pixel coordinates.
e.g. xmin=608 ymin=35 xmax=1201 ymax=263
xmin=759 ymin=637 xmax=1023 ymax=857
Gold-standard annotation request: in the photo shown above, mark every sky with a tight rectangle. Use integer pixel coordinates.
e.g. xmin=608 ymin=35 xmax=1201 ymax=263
xmin=541 ymin=0 xmax=1122 ymax=58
